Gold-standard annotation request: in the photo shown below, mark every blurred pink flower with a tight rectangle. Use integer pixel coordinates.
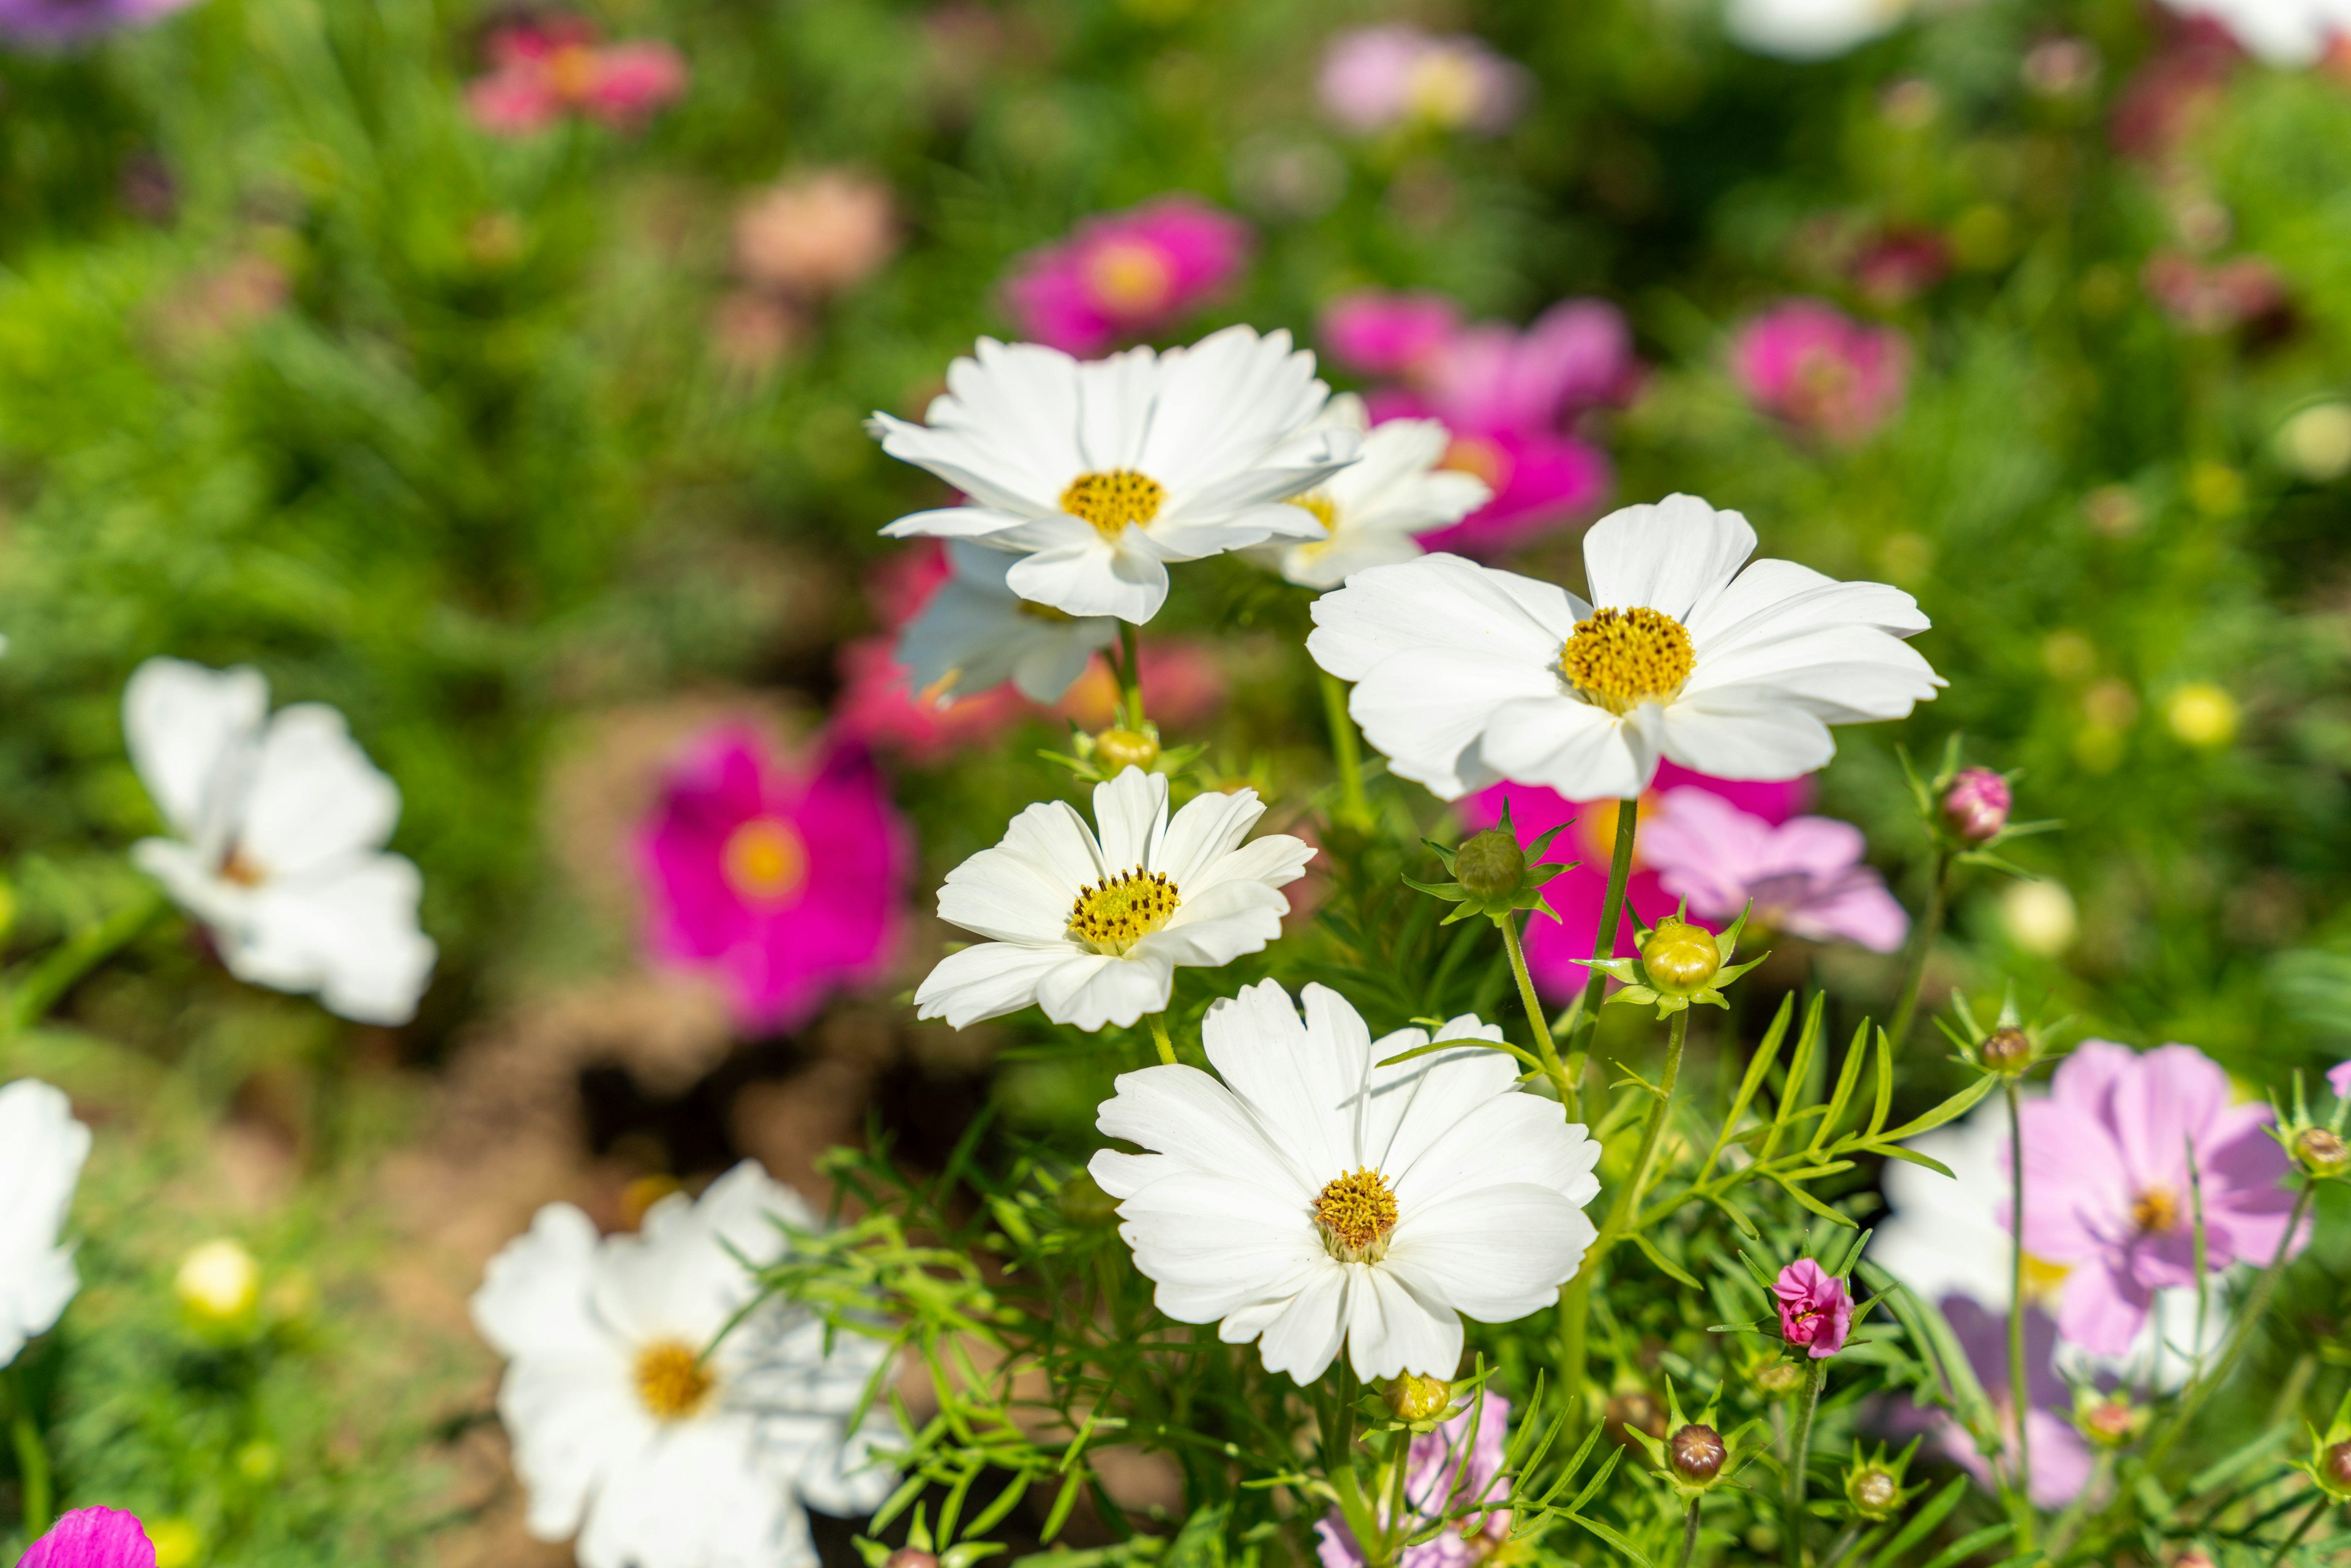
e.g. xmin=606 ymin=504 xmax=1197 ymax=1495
xmin=0 ymin=0 xmax=192 ymax=45
xmin=1317 ymin=25 xmax=1530 ymax=137
xmin=637 ymin=728 xmax=910 ymax=1033
xmin=1943 ymin=767 xmax=2011 ymax=843
xmin=2329 ymin=1059 xmax=2351 ymax=1098
xmin=1730 ymin=299 xmax=1908 ymax=443
xmin=2143 ymin=251 xmax=2289 ymax=335
xmin=1058 ymin=640 xmax=1228 ymax=733
xmin=21 ymin=1508 xmax=153 ymax=1568
xmin=1930 ymin=1299 xmax=2096 ymax=1507
xmin=1320 ymin=291 xmax=1460 ymax=379
xmin=1461 ymin=765 xmax=1812 ymax=1000
xmin=733 ymin=168 xmax=899 ymax=298
xmin=1774 ymin=1259 xmax=1852 ymax=1358
xmin=1852 ymin=228 xmax=1950 ymax=307
xmin=1639 ymin=787 xmax=1907 ymax=953
xmin=2110 ymin=15 xmax=2237 ymax=160
xmin=1315 ymin=1392 xmax=1510 ymax=1568
xmin=1002 ymin=197 xmax=1253 ymax=356
xmin=2018 ymin=1041 xmax=2301 ymax=1356
xmin=834 ymin=636 xmax=1030 ymax=760
xmin=467 ymin=17 xmax=687 ymax=137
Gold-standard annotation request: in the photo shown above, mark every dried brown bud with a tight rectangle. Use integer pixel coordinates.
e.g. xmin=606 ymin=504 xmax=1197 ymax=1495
xmin=1981 ymin=1026 xmax=2032 ymax=1073
xmin=1669 ymin=1423 xmax=1726 ymax=1482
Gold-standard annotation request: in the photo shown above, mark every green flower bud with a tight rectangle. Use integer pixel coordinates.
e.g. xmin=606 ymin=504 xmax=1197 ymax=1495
xmin=1640 ymin=918 xmax=1722 ymax=997
xmin=2077 ymin=1394 xmax=2146 ymax=1448
xmin=1669 ymin=1424 xmax=1725 ymax=1483
xmin=2328 ymin=1441 xmax=2351 ymax=1493
xmin=1845 ymin=1465 xmax=1899 ymax=1520
xmin=1981 ymin=1026 xmax=2032 ymax=1074
xmin=1453 ymin=828 xmax=1526 ymax=899
xmin=1093 ymin=728 xmax=1160 ymax=773
xmin=1751 ymin=1359 xmax=1804 ymax=1395
xmin=1384 ymin=1372 xmax=1452 ymax=1422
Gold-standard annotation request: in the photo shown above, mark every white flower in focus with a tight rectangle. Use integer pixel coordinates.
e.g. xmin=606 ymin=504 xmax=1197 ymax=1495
xmin=1091 ymin=982 xmax=1599 ymax=1382
xmin=916 ymin=768 xmax=1314 ymax=1032
xmin=869 ymin=326 xmax=1361 ymax=623
xmin=124 ymin=658 xmax=437 ymax=1025
xmin=1306 ymin=493 xmax=1941 ymax=801
xmin=1725 ymin=0 xmax=1908 ymax=60
xmin=896 ymin=541 xmax=1121 ymax=705
xmin=471 ymin=1162 xmax=897 ymax=1568
xmin=1251 ymin=396 xmax=1490 ymax=590
xmin=0 ymin=1079 xmax=89 ymax=1368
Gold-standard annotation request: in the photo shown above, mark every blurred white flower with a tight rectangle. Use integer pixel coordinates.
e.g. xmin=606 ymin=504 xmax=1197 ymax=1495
xmin=2158 ymin=0 xmax=2351 ymax=66
xmin=915 ymin=768 xmax=1314 ymax=1032
xmin=1251 ymin=396 xmax=1490 ymax=590
xmin=472 ymin=1161 xmax=896 ymax=1568
xmin=2000 ymin=880 xmax=2078 ymax=956
xmin=1724 ymin=0 xmax=1907 ymax=60
xmin=175 ymin=1239 xmax=261 ymax=1324
xmin=870 ymin=326 xmax=1360 ymax=623
xmin=896 ymin=540 xmax=1120 ymax=705
xmin=0 ymin=1079 xmax=90 ymax=1368
xmin=123 ymin=658 xmax=437 ymax=1025
xmin=1091 ymin=981 xmax=1599 ymax=1383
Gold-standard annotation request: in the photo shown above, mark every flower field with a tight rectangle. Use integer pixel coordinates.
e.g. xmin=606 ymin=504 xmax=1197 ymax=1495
xmin=6 ymin=0 xmax=2351 ymax=1564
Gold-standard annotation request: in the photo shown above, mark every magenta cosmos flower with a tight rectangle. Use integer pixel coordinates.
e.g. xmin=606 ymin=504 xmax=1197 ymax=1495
xmin=1316 ymin=1392 xmax=1510 ymax=1568
xmin=2019 ymin=1041 xmax=2301 ymax=1356
xmin=1638 ymin=787 xmax=1907 ymax=954
xmin=467 ymin=16 xmax=688 ymax=137
xmin=1316 ymin=25 xmax=1530 ymax=137
xmin=22 ymin=1509 xmax=155 ymax=1568
xmin=1774 ymin=1259 xmax=1853 ymax=1358
xmin=1728 ymin=299 xmax=1908 ymax=445
xmin=0 ymin=0 xmax=193 ymax=45
xmin=1460 ymin=766 xmax=1811 ymax=1001
xmin=2329 ymin=1060 xmax=2351 ymax=1099
xmin=637 ymin=729 xmax=912 ymax=1034
xmin=1002 ymin=197 xmax=1253 ymax=357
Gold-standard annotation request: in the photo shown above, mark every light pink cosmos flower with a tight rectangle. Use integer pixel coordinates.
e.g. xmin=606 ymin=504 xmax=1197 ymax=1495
xmin=0 ymin=0 xmax=194 ymax=46
xmin=1315 ymin=1392 xmax=1511 ymax=1568
xmin=1317 ymin=25 xmax=1530 ymax=137
xmin=467 ymin=17 xmax=688 ymax=137
xmin=1639 ymin=788 xmax=1907 ymax=954
xmin=21 ymin=1509 xmax=155 ymax=1568
xmin=2018 ymin=1041 xmax=2301 ymax=1356
xmin=2329 ymin=1060 xmax=2351 ymax=1099
xmin=637 ymin=728 xmax=911 ymax=1035
xmin=733 ymin=168 xmax=899 ymax=299
xmin=1774 ymin=1259 xmax=1853 ymax=1358
xmin=1929 ymin=1299 xmax=2096 ymax=1507
xmin=1728 ymin=299 xmax=1909 ymax=444
xmin=1002 ymin=197 xmax=1253 ymax=356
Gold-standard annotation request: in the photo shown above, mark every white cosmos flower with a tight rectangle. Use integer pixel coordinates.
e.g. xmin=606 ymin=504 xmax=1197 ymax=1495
xmin=1090 ymin=981 xmax=1600 ymax=1383
xmin=1725 ymin=0 xmax=1907 ymax=61
xmin=1250 ymin=395 xmax=1490 ymax=590
xmin=869 ymin=326 xmax=1361 ymax=624
xmin=896 ymin=540 xmax=1120 ymax=706
xmin=471 ymin=1161 xmax=897 ymax=1568
xmin=0 ymin=1079 xmax=90 ymax=1368
xmin=914 ymin=768 xmax=1314 ymax=1032
xmin=1306 ymin=493 xmax=1941 ymax=801
xmin=124 ymin=658 xmax=437 ymax=1025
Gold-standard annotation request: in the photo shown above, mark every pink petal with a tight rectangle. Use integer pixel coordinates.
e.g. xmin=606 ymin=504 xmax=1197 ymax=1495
xmin=22 ymin=1510 xmax=156 ymax=1568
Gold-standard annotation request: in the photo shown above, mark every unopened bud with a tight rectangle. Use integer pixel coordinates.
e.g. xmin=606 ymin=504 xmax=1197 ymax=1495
xmin=886 ymin=1551 xmax=939 ymax=1568
xmin=1669 ymin=1423 xmax=1725 ymax=1482
xmin=1942 ymin=767 xmax=2011 ymax=843
xmin=2328 ymin=1441 xmax=2351 ymax=1491
xmin=1641 ymin=919 xmax=1722 ymax=997
xmin=1384 ymin=1373 xmax=1451 ymax=1422
xmin=1093 ymin=728 xmax=1160 ymax=773
xmin=2298 ymin=1127 xmax=2349 ymax=1176
xmin=1845 ymin=1465 xmax=1899 ymax=1518
xmin=1981 ymin=1026 xmax=2032 ymax=1074
xmin=1453 ymin=829 xmax=1526 ymax=899
xmin=1752 ymin=1360 xmax=1804 ymax=1395
xmin=176 ymin=1239 xmax=260 ymax=1323
xmin=2080 ymin=1396 xmax=2143 ymax=1447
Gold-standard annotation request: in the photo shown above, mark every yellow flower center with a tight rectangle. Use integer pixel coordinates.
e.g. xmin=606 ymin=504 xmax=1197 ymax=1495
xmin=2020 ymin=1252 xmax=2070 ymax=1304
xmin=1082 ymin=239 xmax=1176 ymax=316
xmin=547 ymin=43 xmax=601 ymax=103
xmin=1559 ymin=607 xmax=1697 ymax=715
xmin=2131 ymin=1186 xmax=2180 ymax=1236
xmin=1067 ymin=867 xmax=1180 ymax=955
xmin=219 ymin=846 xmax=269 ymax=887
xmin=1405 ymin=50 xmax=1482 ymax=126
xmin=1060 ymin=469 xmax=1166 ymax=541
xmin=722 ymin=817 xmax=808 ymax=906
xmin=1288 ymin=492 xmax=1340 ymax=535
xmin=1314 ymin=1168 xmax=1398 ymax=1262
xmin=632 ymin=1338 xmax=716 ymax=1422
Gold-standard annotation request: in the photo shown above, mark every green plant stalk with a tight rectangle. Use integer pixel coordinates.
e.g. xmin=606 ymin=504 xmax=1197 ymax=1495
xmin=1500 ymin=915 xmax=1572 ymax=1116
xmin=5 ymin=1365 xmax=50 ymax=1540
xmin=1569 ymin=797 xmax=1640 ymax=1052
xmin=1118 ymin=622 xmax=1146 ymax=731
xmin=2263 ymin=1495 xmax=2330 ymax=1568
xmin=2043 ymin=1449 xmax=2115 ymax=1559
xmin=1784 ymin=1358 xmax=1827 ymax=1568
xmin=1884 ymin=847 xmax=1952 ymax=1052
xmin=1319 ymin=670 xmax=1372 ymax=831
xmin=1147 ymin=1014 xmax=1177 ymax=1067
xmin=6 ymin=885 xmax=167 ymax=1035
xmin=2003 ymin=1079 xmax=2033 ymax=1547
xmin=1678 ymin=1498 xmax=1702 ymax=1568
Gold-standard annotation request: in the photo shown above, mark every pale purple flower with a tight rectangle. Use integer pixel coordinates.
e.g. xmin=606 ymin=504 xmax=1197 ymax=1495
xmin=1317 ymin=26 xmax=1529 ymax=137
xmin=0 ymin=0 xmax=194 ymax=45
xmin=1002 ymin=197 xmax=1253 ymax=357
xmin=1774 ymin=1259 xmax=1851 ymax=1358
xmin=21 ymin=1509 xmax=155 ymax=1568
xmin=1729 ymin=299 xmax=1908 ymax=444
xmin=2330 ymin=1060 xmax=2351 ymax=1100
xmin=1315 ymin=1393 xmax=1511 ymax=1568
xmin=2019 ymin=1041 xmax=2301 ymax=1356
xmin=1639 ymin=787 xmax=1907 ymax=953
xmin=1943 ymin=767 xmax=2011 ymax=843
xmin=1929 ymin=1298 xmax=2096 ymax=1509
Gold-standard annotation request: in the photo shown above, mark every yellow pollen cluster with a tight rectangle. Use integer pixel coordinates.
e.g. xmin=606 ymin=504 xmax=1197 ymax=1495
xmin=2131 ymin=1186 xmax=2181 ymax=1236
xmin=1067 ymin=867 xmax=1180 ymax=955
xmin=1314 ymin=1167 xmax=1399 ymax=1262
xmin=219 ymin=846 xmax=269 ymax=887
xmin=1287 ymin=492 xmax=1340 ymax=535
xmin=632 ymin=1338 xmax=716 ymax=1422
xmin=1060 ymin=469 xmax=1166 ymax=541
xmin=1559 ymin=606 xmax=1697 ymax=715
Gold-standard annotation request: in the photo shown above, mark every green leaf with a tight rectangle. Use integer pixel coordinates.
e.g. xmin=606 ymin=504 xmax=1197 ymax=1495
xmin=1630 ymin=1231 xmax=1702 ymax=1289
xmin=1866 ymin=1144 xmax=1958 ymax=1179
xmin=1868 ymin=1028 xmax=1894 ymax=1136
xmin=1772 ymin=1173 xmax=1859 ymax=1228
xmin=1565 ymin=1512 xmax=1654 ymax=1566
xmin=1916 ymin=1524 xmax=2014 ymax=1568
xmin=1877 ymin=1074 xmax=1998 ymax=1143
xmin=1165 ymin=1506 xmax=1228 ymax=1568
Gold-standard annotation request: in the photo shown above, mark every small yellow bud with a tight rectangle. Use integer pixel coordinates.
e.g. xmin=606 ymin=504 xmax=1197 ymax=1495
xmin=176 ymin=1239 xmax=261 ymax=1323
xmin=2165 ymin=683 xmax=2238 ymax=749
xmin=148 ymin=1518 xmax=201 ymax=1568
xmin=1640 ymin=918 xmax=1722 ymax=997
xmin=1093 ymin=728 xmax=1160 ymax=773
xmin=1384 ymin=1372 xmax=1452 ymax=1422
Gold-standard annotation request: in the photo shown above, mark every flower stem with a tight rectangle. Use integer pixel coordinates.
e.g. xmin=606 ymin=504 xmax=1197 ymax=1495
xmin=2003 ymin=1079 xmax=2034 ymax=1543
xmin=1884 ymin=847 xmax=1952 ymax=1052
xmin=5 ymin=1365 xmax=51 ymax=1540
xmin=1319 ymin=670 xmax=1371 ymax=831
xmin=6 ymin=884 xmax=167 ymax=1034
xmin=1678 ymin=1498 xmax=1702 ymax=1568
xmin=1570 ymin=796 xmax=1640 ymax=1052
xmin=1500 ymin=915 xmax=1572 ymax=1117
xmin=1147 ymin=1013 xmax=1177 ymax=1067
xmin=1785 ymin=1358 xmax=1826 ymax=1568
xmin=1117 ymin=622 xmax=1146 ymax=730
xmin=2264 ymin=1495 xmax=2330 ymax=1568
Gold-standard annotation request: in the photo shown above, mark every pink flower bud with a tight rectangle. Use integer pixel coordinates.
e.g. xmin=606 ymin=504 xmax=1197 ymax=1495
xmin=1941 ymin=767 xmax=2011 ymax=844
xmin=1772 ymin=1259 xmax=1852 ymax=1359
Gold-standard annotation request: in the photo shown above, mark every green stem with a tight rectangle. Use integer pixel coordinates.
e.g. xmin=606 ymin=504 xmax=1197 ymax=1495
xmin=6 ymin=1366 xmax=51 ymax=1541
xmin=2003 ymin=1081 xmax=2033 ymax=1545
xmin=1147 ymin=1014 xmax=1177 ymax=1067
xmin=1678 ymin=1498 xmax=1702 ymax=1568
xmin=1118 ymin=622 xmax=1146 ymax=731
xmin=1818 ymin=1521 xmax=1864 ymax=1568
xmin=2043 ymin=1448 xmax=2113 ymax=1561
xmin=1500 ymin=915 xmax=1572 ymax=1117
xmin=1785 ymin=1359 xmax=1826 ymax=1568
xmin=6 ymin=885 xmax=167 ymax=1035
xmin=1319 ymin=671 xmax=1371 ymax=831
xmin=2264 ymin=1495 xmax=2330 ymax=1568
xmin=1884 ymin=848 xmax=1951 ymax=1052
xmin=1570 ymin=797 xmax=1640 ymax=1052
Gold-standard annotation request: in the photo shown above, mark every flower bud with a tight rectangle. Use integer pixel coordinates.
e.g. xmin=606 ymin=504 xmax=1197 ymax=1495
xmin=1942 ymin=767 xmax=2011 ymax=843
xmin=886 ymin=1551 xmax=939 ymax=1568
xmin=2079 ymin=1394 xmax=2145 ymax=1447
xmin=1453 ymin=828 xmax=1526 ymax=899
xmin=1384 ymin=1372 xmax=1451 ymax=1422
xmin=2328 ymin=1441 xmax=2351 ymax=1492
xmin=1093 ymin=727 xmax=1160 ymax=773
xmin=1668 ymin=1423 xmax=1725 ymax=1483
xmin=1845 ymin=1464 xmax=1899 ymax=1520
xmin=1751 ymin=1359 xmax=1804 ymax=1395
xmin=1640 ymin=918 xmax=1722 ymax=998
xmin=2297 ymin=1127 xmax=2349 ymax=1177
xmin=1981 ymin=1026 xmax=2032 ymax=1075
xmin=176 ymin=1239 xmax=260 ymax=1324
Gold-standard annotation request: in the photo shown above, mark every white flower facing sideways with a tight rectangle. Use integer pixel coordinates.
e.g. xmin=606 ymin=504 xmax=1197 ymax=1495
xmin=869 ymin=325 xmax=1362 ymax=623
xmin=0 ymin=1079 xmax=91 ymax=1368
xmin=1092 ymin=981 xmax=1600 ymax=1382
xmin=124 ymin=658 xmax=437 ymax=1024
xmin=1253 ymin=394 xmax=1491 ymax=590
xmin=1307 ymin=493 xmax=1942 ymax=801
xmin=917 ymin=768 xmax=1314 ymax=1032
xmin=896 ymin=540 xmax=1121 ymax=706
xmin=472 ymin=1161 xmax=896 ymax=1568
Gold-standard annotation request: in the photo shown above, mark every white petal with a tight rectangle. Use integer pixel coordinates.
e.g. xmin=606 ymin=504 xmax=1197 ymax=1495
xmin=1306 ymin=554 xmax=1575 ymax=680
xmin=1658 ymin=694 xmax=1838 ymax=781
xmin=123 ymin=657 xmax=266 ymax=849
xmin=0 ymin=1080 xmax=89 ymax=1361
xmin=1344 ymin=650 xmax=1558 ymax=801
xmin=236 ymin=703 xmax=402 ymax=876
xmin=1254 ymin=1263 xmax=1352 ymax=1383
xmin=1346 ymin=1265 xmax=1463 ymax=1380
xmin=472 ymin=1202 xmax=610 ymax=1360
xmin=1006 ymin=538 xmax=1169 ymax=624
xmin=1382 ymin=1183 xmax=1595 ymax=1320
xmin=1036 ymin=948 xmax=1172 ymax=1030
xmin=1153 ymin=787 xmax=1267 ymax=889
xmin=913 ymin=942 xmax=1076 ymax=1027
xmin=1469 ymin=696 xmax=1654 ymax=800
xmin=877 ymin=505 xmax=1044 ymax=542
xmin=1138 ymin=891 xmax=1288 ymax=967
xmin=227 ymin=855 xmax=436 ymax=1024
xmin=1581 ymin=494 xmax=1757 ymax=618
xmin=1201 ymin=980 xmax=1360 ymax=1183
xmin=1091 ymin=768 xmax=1171 ymax=872
xmin=1093 ymin=1062 xmax=1316 ymax=1201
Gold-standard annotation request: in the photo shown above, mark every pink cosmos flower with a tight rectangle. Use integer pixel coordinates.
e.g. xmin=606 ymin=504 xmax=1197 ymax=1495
xmin=637 ymin=728 xmax=911 ymax=1035
xmin=1320 ymin=292 xmax=1460 ymax=379
xmin=1728 ymin=299 xmax=1909 ymax=444
xmin=21 ymin=1509 xmax=155 ymax=1568
xmin=1002 ymin=197 xmax=1253 ymax=356
xmin=1316 ymin=25 xmax=1531 ymax=137
xmin=1943 ymin=767 xmax=2011 ymax=843
xmin=2018 ymin=1041 xmax=2301 ymax=1356
xmin=467 ymin=17 xmax=688 ymax=137
xmin=0 ymin=0 xmax=193 ymax=45
xmin=2329 ymin=1060 xmax=2351 ymax=1099
xmin=1460 ymin=766 xmax=1812 ymax=1001
xmin=833 ymin=636 xmax=1031 ymax=760
xmin=733 ymin=168 xmax=899 ymax=299
xmin=1638 ymin=788 xmax=1908 ymax=953
xmin=2143 ymin=252 xmax=2289 ymax=336
xmin=1315 ymin=1392 xmax=1511 ymax=1568
xmin=1774 ymin=1259 xmax=1853 ymax=1358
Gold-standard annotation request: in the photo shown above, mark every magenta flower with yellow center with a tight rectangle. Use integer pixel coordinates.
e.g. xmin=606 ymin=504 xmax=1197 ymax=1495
xmin=1003 ymin=197 xmax=1253 ymax=358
